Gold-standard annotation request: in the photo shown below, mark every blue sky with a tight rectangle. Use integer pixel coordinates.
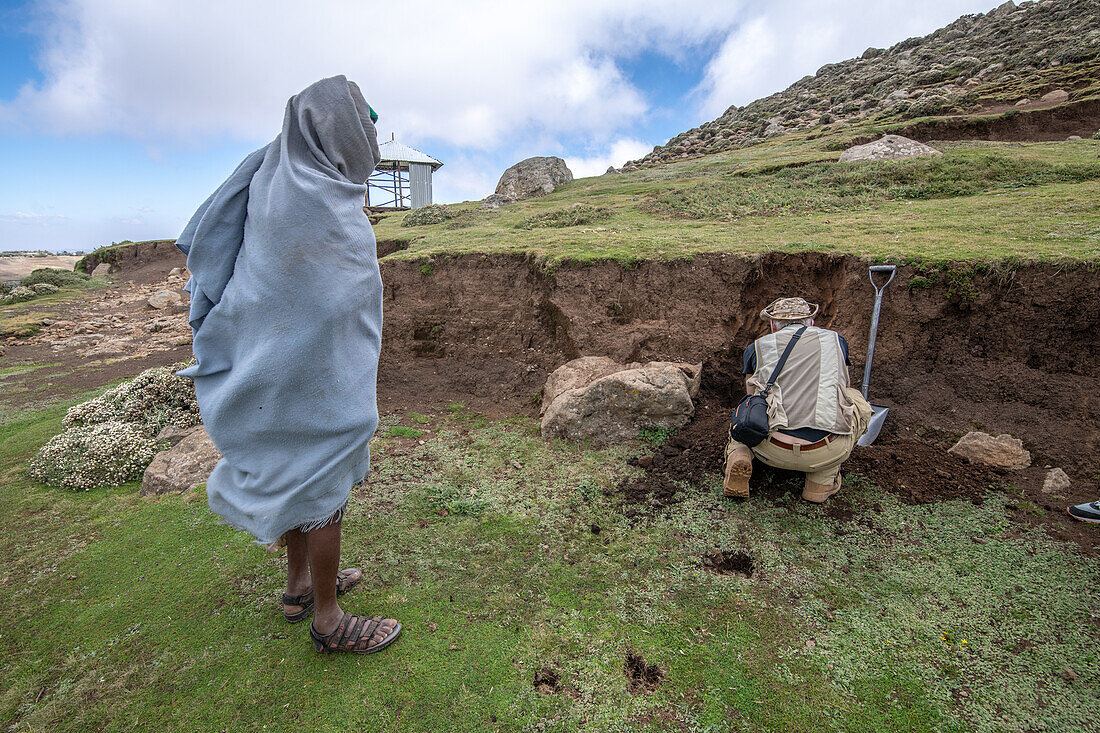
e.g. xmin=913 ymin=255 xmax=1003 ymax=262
xmin=0 ymin=0 xmax=996 ymax=253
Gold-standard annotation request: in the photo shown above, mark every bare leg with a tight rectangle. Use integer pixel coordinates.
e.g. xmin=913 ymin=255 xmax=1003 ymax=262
xmin=307 ymin=517 xmax=345 ymax=634
xmin=284 ymin=528 xmax=312 ymax=612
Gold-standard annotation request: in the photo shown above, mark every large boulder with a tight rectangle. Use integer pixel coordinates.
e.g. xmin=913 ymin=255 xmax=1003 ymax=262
xmin=141 ymin=425 xmax=221 ymax=495
xmin=838 ymin=135 xmax=941 ymax=163
xmin=947 ymin=431 xmax=1031 ymax=470
xmin=494 ymin=156 xmax=572 ymax=201
xmin=541 ymin=358 xmax=702 ymax=445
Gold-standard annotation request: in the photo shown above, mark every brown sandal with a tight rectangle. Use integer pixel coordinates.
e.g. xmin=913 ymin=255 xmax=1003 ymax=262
xmin=309 ymin=611 xmax=402 ymax=654
xmin=282 ymin=568 xmax=364 ymax=622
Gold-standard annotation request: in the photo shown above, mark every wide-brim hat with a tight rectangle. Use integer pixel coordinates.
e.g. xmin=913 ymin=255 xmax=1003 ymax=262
xmin=760 ymin=297 xmax=819 ymax=321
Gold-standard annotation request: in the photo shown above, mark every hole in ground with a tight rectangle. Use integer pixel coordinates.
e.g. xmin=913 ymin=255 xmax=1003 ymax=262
xmin=533 ymin=668 xmax=561 ymax=695
xmin=624 ymin=650 xmax=665 ymax=694
xmin=703 ymin=550 xmax=755 ymax=578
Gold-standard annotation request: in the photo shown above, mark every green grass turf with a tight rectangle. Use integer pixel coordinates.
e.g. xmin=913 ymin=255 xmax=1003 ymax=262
xmin=1 ymin=396 xmax=1097 ymax=731
xmin=374 ymin=139 xmax=1100 ymax=265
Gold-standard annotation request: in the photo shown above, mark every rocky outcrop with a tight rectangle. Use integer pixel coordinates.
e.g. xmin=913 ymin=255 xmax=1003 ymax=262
xmin=540 ymin=357 xmax=702 ymax=445
xmin=623 ymin=0 xmax=1100 ymax=168
xmin=948 ymin=431 xmax=1031 ymax=470
xmin=839 ymin=135 xmax=941 ymax=162
xmin=494 ymin=157 xmax=573 ymax=202
xmin=141 ymin=425 xmax=221 ymax=495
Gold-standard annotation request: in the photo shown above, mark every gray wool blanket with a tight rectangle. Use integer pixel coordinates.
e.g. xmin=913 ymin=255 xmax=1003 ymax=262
xmin=175 ymin=76 xmax=382 ymax=544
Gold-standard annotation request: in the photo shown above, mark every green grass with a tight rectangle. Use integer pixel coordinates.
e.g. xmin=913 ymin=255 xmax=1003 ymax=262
xmin=373 ymin=139 xmax=1100 ymax=264
xmin=1 ymin=392 xmax=1097 ymax=731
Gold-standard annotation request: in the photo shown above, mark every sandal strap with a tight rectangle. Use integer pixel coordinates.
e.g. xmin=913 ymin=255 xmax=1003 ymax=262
xmin=281 ymin=589 xmax=314 ymax=607
xmin=313 ymin=613 xmax=386 ymax=652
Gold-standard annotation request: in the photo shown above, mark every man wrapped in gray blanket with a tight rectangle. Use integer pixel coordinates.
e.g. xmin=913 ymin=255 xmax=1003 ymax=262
xmin=176 ymin=76 xmax=400 ymax=654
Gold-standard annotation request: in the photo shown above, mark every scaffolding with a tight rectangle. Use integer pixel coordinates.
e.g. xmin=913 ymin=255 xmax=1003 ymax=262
xmin=366 ymin=135 xmax=443 ymax=211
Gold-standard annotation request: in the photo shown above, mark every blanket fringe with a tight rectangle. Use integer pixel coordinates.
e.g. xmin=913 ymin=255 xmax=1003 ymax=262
xmin=298 ymin=503 xmax=347 ymax=534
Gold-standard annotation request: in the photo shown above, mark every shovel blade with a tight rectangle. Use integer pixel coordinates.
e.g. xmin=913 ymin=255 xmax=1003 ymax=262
xmin=858 ymin=405 xmax=890 ymax=446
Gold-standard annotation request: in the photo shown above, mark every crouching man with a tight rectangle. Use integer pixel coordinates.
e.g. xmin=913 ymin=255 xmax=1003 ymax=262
xmin=724 ymin=297 xmax=873 ymax=503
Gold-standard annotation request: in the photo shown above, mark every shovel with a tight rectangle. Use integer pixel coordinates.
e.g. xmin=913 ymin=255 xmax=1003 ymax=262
xmin=857 ymin=265 xmax=896 ymax=447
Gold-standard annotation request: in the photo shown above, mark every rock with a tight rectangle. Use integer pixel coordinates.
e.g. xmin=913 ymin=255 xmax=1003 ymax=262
xmin=604 ymin=166 xmax=621 ymax=175
xmin=1042 ymin=467 xmax=1071 ymax=495
xmin=1067 ymin=135 xmax=1082 ymax=140
xmin=839 ymin=135 xmax=942 ymax=163
xmin=1015 ymin=98 xmax=1031 ymax=106
xmin=147 ymin=290 xmax=183 ymax=309
xmin=1040 ymin=89 xmax=1069 ymax=104
xmin=479 ymin=193 xmax=511 ymax=210
xmin=1059 ymin=667 xmax=1077 ymax=682
xmin=948 ymin=431 xmax=1031 ymax=470
xmin=861 ymin=47 xmax=884 ymax=59
xmin=990 ymin=0 xmax=1016 ymax=17
xmin=156 ymin=424 xmax=194 ymax=447
xmin=494 ymin=156 xmax=573 ymax=201
xmin=763 ymin=121 xmax=785 ymax=137
xmin=169 ymin=267 xmax=183 ymax=276
xmin=91 ymin=263 xmax=111 ymax=277
xmin=540 ymin=358 xmax=702 ymax=445
xmin=141 ymin=426 xmax=221 ymax=495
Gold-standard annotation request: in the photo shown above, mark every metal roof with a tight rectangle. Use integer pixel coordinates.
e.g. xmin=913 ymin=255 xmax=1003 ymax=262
xmin=377 ymin=138 xmax=443 ymax=170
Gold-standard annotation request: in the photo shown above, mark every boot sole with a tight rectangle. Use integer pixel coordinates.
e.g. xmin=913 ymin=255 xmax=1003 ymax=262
xmin=723 ymin=460 xmax=752 ymax=498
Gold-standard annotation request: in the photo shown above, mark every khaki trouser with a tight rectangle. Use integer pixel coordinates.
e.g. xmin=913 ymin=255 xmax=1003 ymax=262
xmin=725 ymin=387 xmax=873 ymax=486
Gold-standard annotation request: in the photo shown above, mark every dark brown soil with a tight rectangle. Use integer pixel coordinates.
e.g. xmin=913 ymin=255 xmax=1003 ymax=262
xmin=624 ymin=650 xmax=664 ymax=694
xmin=702 ymin=550 xmax=755 ymax=578
xmin=532 ymin=668 xmax=561 ymax=695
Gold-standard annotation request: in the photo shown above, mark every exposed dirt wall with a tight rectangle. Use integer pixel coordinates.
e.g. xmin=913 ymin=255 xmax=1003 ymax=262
xmin=77 ymin=240 xmax=185 ymax=284
xmin=898 ymin=99 xmax=1100 ymax=143
xmin=379 ymin=253 xmax=1100 ymax=482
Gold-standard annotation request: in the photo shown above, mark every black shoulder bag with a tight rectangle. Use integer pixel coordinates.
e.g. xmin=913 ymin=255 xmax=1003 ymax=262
xmin=729 ymin=326 xmax=807 ymax=447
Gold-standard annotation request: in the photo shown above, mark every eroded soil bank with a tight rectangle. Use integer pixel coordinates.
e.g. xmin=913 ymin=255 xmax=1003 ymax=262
xmin=379 ymin=252 xmax=1100 ymax=511
xmin=10 ymin=243 xmax=1096 ymax=531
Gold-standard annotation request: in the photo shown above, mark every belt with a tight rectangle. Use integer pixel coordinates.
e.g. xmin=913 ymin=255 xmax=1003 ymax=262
xmin=768 ymin=433 xmax=838 ymax=451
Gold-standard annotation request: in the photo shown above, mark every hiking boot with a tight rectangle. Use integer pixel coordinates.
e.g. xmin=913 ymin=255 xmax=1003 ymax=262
xmin=723 ymin=444 xmax=753 ymax=498
xmin=1067 ymin=501 xmax=1100 ymax=524
xmin=803 ymin=473 xmax=841 ymax=504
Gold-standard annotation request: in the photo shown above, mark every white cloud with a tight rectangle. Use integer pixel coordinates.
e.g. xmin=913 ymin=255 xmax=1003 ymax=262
xmin=566 ymin=138 xmax=653 ymax=178
xmin=0 ymin=211 xmax=69 ymax=225
xmin=695 ymin=0 xmax=1000 ymax=118
xmin=1 ymin=0 xmax=742 ymax=150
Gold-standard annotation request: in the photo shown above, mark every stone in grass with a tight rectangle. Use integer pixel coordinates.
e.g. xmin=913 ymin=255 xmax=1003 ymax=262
xmin=1040 ymin=89 xmax=1069 ymax=104
xmin=838 ymin=135 xmax=941 ymax=163
xmin=494 ymin=156 xmax=573 ymax=201
xmin=948 ymin=431 xmax=1031 ymax=470
xmin=148 ymin=290 xmax=183 ymax=309
xmin=91 ymin=263 xmax=111 ymax=277
xmin=141 ymin=425 xmax=221 ymax=495
xmin=541 ymin=356 xmax=702 ymax=445
xmin=1041 ymin=467 xmax=1071 ymax=495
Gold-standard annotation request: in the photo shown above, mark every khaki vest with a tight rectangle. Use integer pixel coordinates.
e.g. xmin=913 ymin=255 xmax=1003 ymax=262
xmin=747 ymin=325 xmax=856 ymax=435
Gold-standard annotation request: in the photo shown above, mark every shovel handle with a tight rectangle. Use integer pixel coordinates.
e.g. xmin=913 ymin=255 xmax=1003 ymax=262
xmin=868 ymin=265 xmax=897 ymax=294
xmin=862 ymin=265 xmax=896 ymax=400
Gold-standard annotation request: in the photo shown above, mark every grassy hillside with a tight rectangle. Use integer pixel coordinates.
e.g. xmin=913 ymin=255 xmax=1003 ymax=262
xmin=375 ymin=137 xmax=1100 ymax=264
xmin=632 ymin=0 xmax=1100 ymax=167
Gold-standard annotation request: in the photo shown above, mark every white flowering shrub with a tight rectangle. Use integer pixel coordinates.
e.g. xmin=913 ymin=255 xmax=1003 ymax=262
xmin=1 ymin=285 xmax=36 ymax=304
xmin=31 ymin=283 xmax=59 ymax=295
xmin=63 ymin=365 xmax=200 ymax=434
xmin=28 ymin=422 xmax=160 ymax=491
